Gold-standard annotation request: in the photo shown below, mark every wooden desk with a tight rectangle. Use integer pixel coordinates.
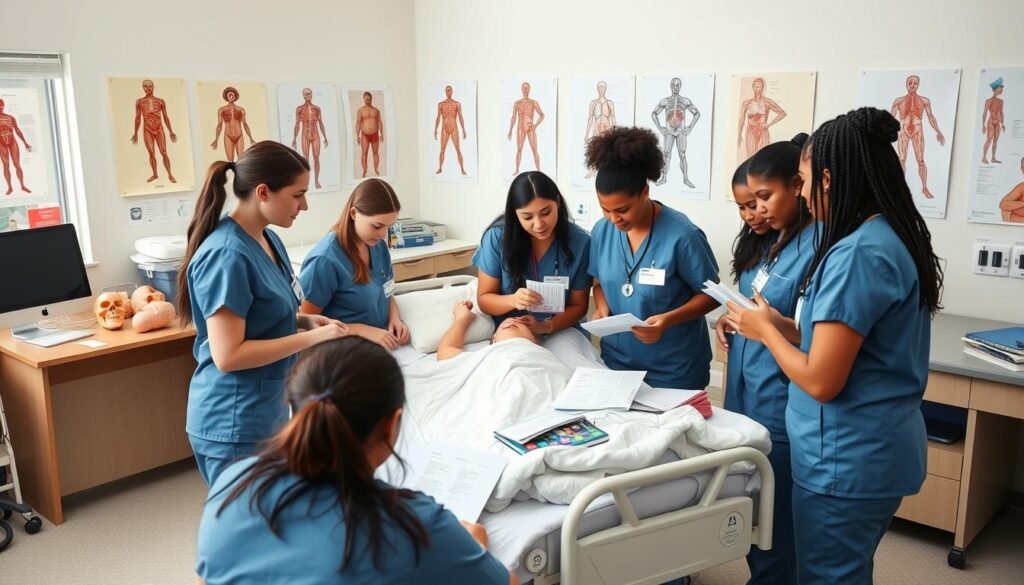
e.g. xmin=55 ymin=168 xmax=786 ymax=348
xmin=716 ymin=313 xmax=1023 ymax=569
xmin=0 ymin=319 xmax=196 ymax=524
xmin=287 ymin=238 xmax=478 ymax=283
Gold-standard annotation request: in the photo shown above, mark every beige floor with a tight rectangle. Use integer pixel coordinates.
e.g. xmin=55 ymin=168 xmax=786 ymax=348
xmin=0 ymin=460 xmax=1021 ymax=585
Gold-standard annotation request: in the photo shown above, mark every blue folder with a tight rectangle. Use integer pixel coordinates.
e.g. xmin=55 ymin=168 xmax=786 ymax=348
xmin=964 ymin=326 xmax=1024 ymax=356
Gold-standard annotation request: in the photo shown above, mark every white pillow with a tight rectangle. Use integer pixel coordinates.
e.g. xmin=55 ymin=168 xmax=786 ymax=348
xmin=395 ymin=281 xmax=495 ymax=353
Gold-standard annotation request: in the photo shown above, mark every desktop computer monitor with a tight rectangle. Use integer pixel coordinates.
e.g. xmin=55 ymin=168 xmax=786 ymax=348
xmin=0 ymin=224 xmax=93 ymax=340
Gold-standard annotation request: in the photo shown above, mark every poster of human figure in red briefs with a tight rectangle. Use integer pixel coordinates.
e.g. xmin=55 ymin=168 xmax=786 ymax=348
xmin=108 ymin=77 xmax=195 ymax=197
xmin=342 ymin=84 xmax=396 ymax=186
xmin=0 ymin=88 xmax=49 ymax=199
xmin=968 ymin=67 xmax=1024 ymax=225
xmin=857 ymin=69 xmax=961 ymax=219
xmin=276 ymin=83 xmax=341 ymax=193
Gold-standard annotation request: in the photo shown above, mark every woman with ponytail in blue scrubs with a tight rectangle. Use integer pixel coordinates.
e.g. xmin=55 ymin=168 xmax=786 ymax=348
xmin=724 ymin=108 xmax=944 ymax=585
xmin=719 ymin=135 xmax=815 ymax=585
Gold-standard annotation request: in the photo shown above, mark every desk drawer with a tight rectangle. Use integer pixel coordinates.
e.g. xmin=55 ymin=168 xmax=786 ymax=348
xmin=434 ymin=248 xmax=476 ymax=274
xmin=393 ymin=257 xmax=435 ymax=282
xmin=969 ymin=379 xmax=1024 ymax=419
xmin=924 ymin=372 xmax=970 ymax=408
xmin=926 ymin=441 xmax=964 ymax=481
xmin=895 ymin=474 xmax=959 ymax=533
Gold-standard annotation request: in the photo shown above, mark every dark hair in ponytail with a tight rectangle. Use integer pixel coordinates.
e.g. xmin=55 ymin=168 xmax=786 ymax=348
xmin=802 ymin=107 xmax=943 ymax=314
xmin=177 ymin=141 xmax=309 ymax=326
xmin=488 ymin=171 xmax=574 ymax=290
xmin=585 ymin=126 xmax=663 ymax=196
xmin=729 ymin=158 xmax=773 ymax=281
xmin=213 ymin=336 xmax=428 ymax=570
xmin=747 ymin=133 xmax=813 ymax=263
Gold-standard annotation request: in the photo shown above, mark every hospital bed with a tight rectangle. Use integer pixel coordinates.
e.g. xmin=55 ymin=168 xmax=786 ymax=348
xmin=390 ymin=276 xmax=775 ymax=585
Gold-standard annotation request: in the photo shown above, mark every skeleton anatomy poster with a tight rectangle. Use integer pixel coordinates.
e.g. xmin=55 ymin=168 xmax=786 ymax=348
xmin=425 ymin=80 xmax=478 ymax=183
xmin=858 ymin=68 xmax=961 ymax=219
xmin=637 ymin=74 xmax=715 ymax=201
xmin=277 ymin=83 xmax=341 ymax=194
xmin=726 ymin=72 xmax=817 ymax=198
xmin=108 ymin=77 xmax=195 ymax=197
xmin=196 ymin=81 xmax=270 ymax=173
xmin=342 ymin=84 xmax=396 ymax=186
xmin=501 ymin=78 xmax=557 ymax=182
xmin=569 ymin=76 xmax=634 ymax=189
xmin=967 ymin=67 xmax=1024 ymax=225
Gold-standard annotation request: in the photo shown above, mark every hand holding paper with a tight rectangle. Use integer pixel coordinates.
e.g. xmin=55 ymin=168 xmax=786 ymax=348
xmin=526 ymin=279 xmax=565 ymax=313
xmin=581 ymin=313 xmax=650 ymax=337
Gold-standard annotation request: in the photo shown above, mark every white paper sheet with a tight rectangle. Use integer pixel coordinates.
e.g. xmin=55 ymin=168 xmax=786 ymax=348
xmin=633 ymin=387 xmax=705 ymax=412
xmin=580 ymin=313 xmax=648 ymax=337
xmin=495 ymin=411 xmax=586 ymax=443
xmin=407 ymin=442 xmax=507 ymax=522
xmin=701 ymin=280 xmax=756 ymax=310
xmin=553 ymin=367 xmax=646 ymax=412
xmin=526 ymin=279 xmax=564 ymax=313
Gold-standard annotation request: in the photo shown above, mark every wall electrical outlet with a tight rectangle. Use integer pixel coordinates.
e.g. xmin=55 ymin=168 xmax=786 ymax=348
xmin=974 ymin=239 xmax=1012 ymax=276
xmin=1011 ymin=243 xmax=1024 ymax=280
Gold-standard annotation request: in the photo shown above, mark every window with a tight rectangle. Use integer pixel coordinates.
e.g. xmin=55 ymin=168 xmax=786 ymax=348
xmin=0 ymin=52 xmax=91 ymax=260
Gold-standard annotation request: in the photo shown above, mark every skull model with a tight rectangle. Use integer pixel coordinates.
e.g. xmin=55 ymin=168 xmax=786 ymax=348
xmin=131 ymin=286 xmax=166 ymax=313
xmin=94 ymin=292 xmax=127 ymax=330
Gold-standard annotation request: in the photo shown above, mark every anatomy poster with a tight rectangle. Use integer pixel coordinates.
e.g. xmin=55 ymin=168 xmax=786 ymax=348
xmin=342 ymin=85 xmax=396 ymax=186
xmin=196 ymin=81 xmax=270 ymax=173
xmin=277 ymin=83 xmax=341 ymax=194
xmin=107 ymin=77 xmax=195 ymax=197
xmin=726 ymin=72 xmax=817 ymax=197
xmin=569 ymin=77 xmax=634 ymax=189
xmin=857 ymin=69 xmax=961 ymax=219
xmin=637 ymin=74 xmax=715 ymax=201
xmin=967 ymin=67 xmax=1024 ymax=225
xmin=501 ymin=78 xmax=557 ymax=182
xmin=0 ymin=88 xmax=48 ymax=199
xmin=425 ymin=80 xmax=478 ymax=183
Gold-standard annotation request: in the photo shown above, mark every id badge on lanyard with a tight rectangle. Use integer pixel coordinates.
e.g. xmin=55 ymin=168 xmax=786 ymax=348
xmin=290 ymin=274 xmax=305 ymax=303
xmin=751 ymin=267 xmax=770 ymax=294
xmin=794 ymin=295 xmax=805 ymax=331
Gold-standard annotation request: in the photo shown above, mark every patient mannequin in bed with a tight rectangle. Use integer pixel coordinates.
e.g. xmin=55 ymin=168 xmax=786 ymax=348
xmin=437 ymin=301 xmax=538 ymax=361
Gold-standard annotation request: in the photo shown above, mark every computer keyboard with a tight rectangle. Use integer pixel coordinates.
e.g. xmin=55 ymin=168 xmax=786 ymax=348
xmin=21 ymin=329 xmax=94 ymax=348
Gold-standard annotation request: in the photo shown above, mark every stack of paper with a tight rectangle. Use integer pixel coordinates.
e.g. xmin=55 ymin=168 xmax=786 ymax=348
xmin=581 ymin=313 xmax=649 ymax=337
xmin=526 ymin=279 xmax=565 ymax=313
xmin=630 ymin=386 xmax=713 ymax=418
xmin=962 ymin=327 xmax=1024 ymax=372
xmin=494 ymin=412 xmax=609 ymax=455
xmin=701 ymin=280 xmax=756 ymax=310
xmin=553 ymin=367 xmax=647 ymax=411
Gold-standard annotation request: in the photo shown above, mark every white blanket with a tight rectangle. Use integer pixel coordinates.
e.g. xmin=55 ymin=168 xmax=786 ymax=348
xmin=401 ymin=331 xmax=770 ymax=512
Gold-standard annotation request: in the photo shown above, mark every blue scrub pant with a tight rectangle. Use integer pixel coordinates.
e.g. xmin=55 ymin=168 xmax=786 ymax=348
xmin=189 ymin=435 xmax=258 ymax=486
xmin=792 ymin=484 xmax=902 ymax=585
xmin=746 ymin=441 xmax=795 ymax=585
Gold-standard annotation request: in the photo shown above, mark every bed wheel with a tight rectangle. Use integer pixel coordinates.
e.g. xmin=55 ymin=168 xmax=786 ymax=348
xmin=947 ymin=547 xmax=966 ymax=569
xmin=24 ymin=516 xmax=41 ymax=535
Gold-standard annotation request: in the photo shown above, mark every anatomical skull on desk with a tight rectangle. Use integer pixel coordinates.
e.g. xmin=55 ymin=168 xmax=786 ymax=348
xmin=131 ymin=286 xmax=166 ymax=313
xmin=94 ymin=292 xmax=127 ymax=330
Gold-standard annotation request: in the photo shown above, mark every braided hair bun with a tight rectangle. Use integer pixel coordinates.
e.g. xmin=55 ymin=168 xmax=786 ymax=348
xmin=848 ymin=107 xmax=901 ymax=143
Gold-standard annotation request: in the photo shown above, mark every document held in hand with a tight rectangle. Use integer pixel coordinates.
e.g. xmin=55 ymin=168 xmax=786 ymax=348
xmin=526 ymin=279 xmax=565 ymax=313
xmin=405 ymin=442 xmax=507 ymax=522
xmin=701 ymin=280 xmax=756 ymax=310
xmin=581 ymin=313 xmax=649 ymax=337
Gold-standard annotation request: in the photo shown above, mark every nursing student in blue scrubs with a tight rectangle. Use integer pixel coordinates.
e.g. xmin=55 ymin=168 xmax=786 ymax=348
xmin=196 ymin=337 xmax=517 ymax=585
xmin=718 ymin=135 xmax=815 ymax=585
xmin=723 ymin=108 xmax=944 ymax=585
xmin=474 ymin=171 xmax=591 ymax=335
xmin=584 ymin=127 xmax=720 ymax=390
xmin=299 ymin=178 xmax=409 ymax=350
xmin=178 ymin=142 xmax=348 ymax=486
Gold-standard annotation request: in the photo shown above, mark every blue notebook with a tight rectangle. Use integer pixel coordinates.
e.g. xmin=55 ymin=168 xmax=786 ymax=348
xmin=964 ymin=327 xmax=1024 ymax=356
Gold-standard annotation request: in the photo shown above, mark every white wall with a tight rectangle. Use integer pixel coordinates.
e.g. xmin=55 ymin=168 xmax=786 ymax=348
xmin=3 ymin=0 xmax=420 ymax=294
xmin=414 ymin=0 xmax=1023 ymax=321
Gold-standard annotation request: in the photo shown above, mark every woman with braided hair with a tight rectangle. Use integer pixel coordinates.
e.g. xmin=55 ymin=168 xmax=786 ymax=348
xmin=723 ymin=107 xmax=943 ymax=585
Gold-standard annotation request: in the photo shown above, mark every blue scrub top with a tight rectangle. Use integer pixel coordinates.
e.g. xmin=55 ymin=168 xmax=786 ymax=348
xmin=472 ymin=222 xmax=592 ymax=325
xmin=725 ymin=225 xmax=816 ymax=442
xmin=788 ymin=216 xmax=929 ymax=499
xmin=588 ymin=202 xmax=719 ymax=389
xmin=186 ymin=217 xmax=299 ymax=444
xmin=197 ymin=458 xmax=510 ymax=585
xmin=299 ymin=232 xmax=394 ymax=329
